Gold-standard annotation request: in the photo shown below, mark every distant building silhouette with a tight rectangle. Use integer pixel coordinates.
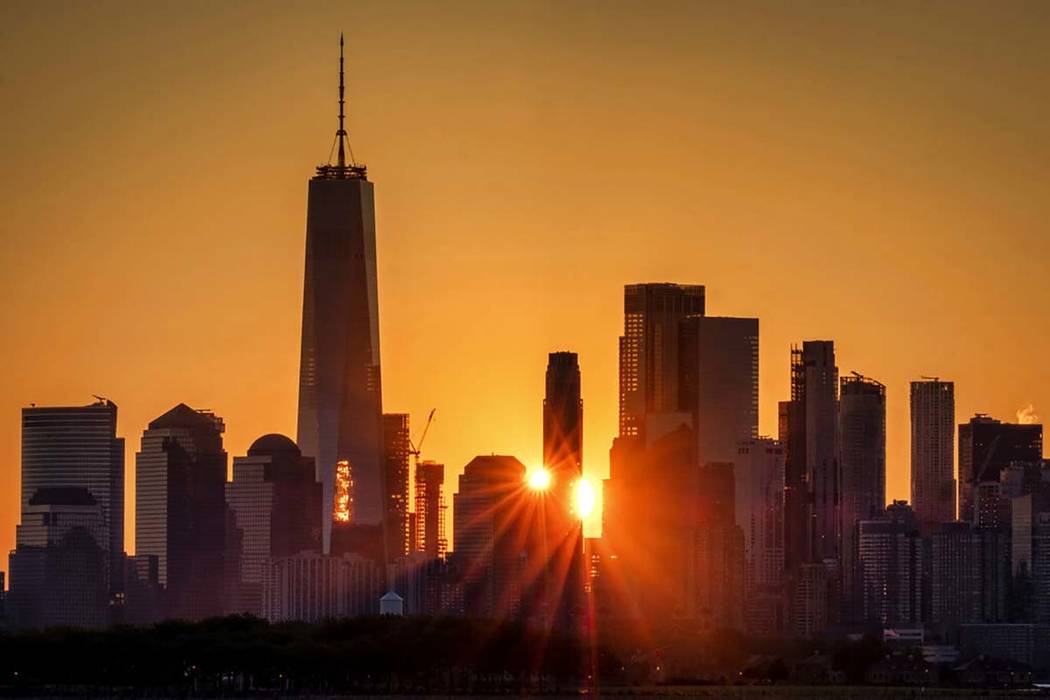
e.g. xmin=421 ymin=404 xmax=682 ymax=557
xmin=958 ymin=415 xmax=1042 ymax=525
xmin=691 ymin=462 xmax=745 ymax=631
xmin=452 ymin=455 xmax=531 ymax=619
xmin=297 ymin=38 xmax=384 ymax=552
xmin=543 ymin=352 xmax=583 ymax=511
xmin=8 ymin=487 xmax=108 ymax=629
xmin=618 ymin=283 xmax=705 ymax=439
xmin=20 ymin=400 xmax=124 ymax=598
xmin=135 ymin=403 xmax=229 ymax=620
xmin=382 ymin=414 xmax=411 ymax=560
xmin=542 ymin=351 xmax=585 ymax=629
xmin=678 ymin=316 xmax=759 ymax=466
xmin=930 ymin=521 xmax=1011 ymax=627
xmin=910 ymin=379 xmax=956 ymax=527
xmin=857 ymin=501 xmax=923 ymax=627
xmin=413 ymin=460 xmax=447 ymax=559
xmin=226 ymin=434 xmax=322 ymax=616
xmin=1010 ymin=486 xmax=1050 ymax=624
xmin=262 ymin=551 xmax=381 ymax=622
xmin=782 ymin=341 xmax=839 ymax=568
xmin=839 ymin=372 xmax=886 ymax=619
xmin=735 ymin=437 xmax=786 ymax=636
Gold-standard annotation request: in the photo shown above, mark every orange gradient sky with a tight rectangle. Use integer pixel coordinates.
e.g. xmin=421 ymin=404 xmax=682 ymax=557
xmin=2 ymin=1 xmax=1050 ymax=561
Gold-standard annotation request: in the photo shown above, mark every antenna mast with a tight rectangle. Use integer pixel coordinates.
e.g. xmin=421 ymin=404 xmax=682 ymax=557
xmin=337 ymin=33 xmax=347 ymax=169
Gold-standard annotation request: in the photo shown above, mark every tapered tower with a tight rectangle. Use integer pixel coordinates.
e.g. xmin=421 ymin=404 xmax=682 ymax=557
xmin=297 ymin=36 xmax=384 ymax=552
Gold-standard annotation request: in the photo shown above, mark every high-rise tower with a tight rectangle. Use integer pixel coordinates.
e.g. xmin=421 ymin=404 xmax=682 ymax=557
xmin=297 ymin=36 xmax=384 ymax=552
xmin=618 ymin=283 xmax=705 ymax=439
xmin=910 ymin=379 xmax=956 ymax=526
xmin=20 ymin=400 xmax=124 ymax=598
xmin=543 ymin=352 xmax=583 ymax=511
xmin=678 ymin=315 xmax=759 ymax=466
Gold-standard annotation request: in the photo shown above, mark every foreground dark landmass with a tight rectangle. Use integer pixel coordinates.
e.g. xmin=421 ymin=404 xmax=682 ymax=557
xmin=0 ymin=616 xmax=1045 ymax=696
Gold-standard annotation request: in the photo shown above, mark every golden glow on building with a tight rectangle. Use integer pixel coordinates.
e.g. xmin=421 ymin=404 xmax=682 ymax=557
xmin=334 ymin=459 xmax=353 ymax=523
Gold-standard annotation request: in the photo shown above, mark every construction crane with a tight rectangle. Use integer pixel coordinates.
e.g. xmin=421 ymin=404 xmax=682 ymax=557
xmin=409 ymin=408 xmax=436 ymax=467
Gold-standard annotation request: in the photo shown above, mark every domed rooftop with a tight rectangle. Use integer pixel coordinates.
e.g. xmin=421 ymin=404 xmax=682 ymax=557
xmin=247 ymin=433 xmax=301 ymax=457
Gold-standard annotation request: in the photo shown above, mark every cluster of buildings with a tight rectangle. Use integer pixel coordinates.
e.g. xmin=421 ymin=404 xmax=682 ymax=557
xmin=593 ymin=282 xmax=1049 ymax=669
xmin=4 ymin=43 xmax=1049 ymax=672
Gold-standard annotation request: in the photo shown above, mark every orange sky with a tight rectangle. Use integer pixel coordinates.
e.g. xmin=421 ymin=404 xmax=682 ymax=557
xmin=2 ymin=1 xmax=1050 ymax=563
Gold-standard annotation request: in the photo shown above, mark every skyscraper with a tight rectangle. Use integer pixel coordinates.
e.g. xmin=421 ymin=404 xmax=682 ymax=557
xmin=911 ymin=379 xmax=956 ymax=527
xmin=226 ymin=434 xmax=322 ymax=616
xmin=543 ymin=352 xmax=583 ymax=510
xmin=735 ymin=437 xmax=786 ymax=635
xmin=452 ymin=455 xmax=531 ymax=619
xmin=382 ymin=414 xmax=411 ymax=560
xmin=135 ymin=403 xmax=228 ymax=620
xmin=618 ymin=283 xmax=705 ymax=439
xmin=839 ymin=372 xmax=886 ymax=616
xmin=691 ymin=462 xmax=745 ymax=631
xmin=297 ymin=37 xmax=384 ymax=552
xmin=20 ymin=400 xmax=124 ymax=595
xmin=958 ymin=415 xmax=1042 ymax=524
xmin=857 ymin=501 xmax=923 ymax=627
xmin=8 ymin=487 xmax=108 ymax=629
xmin=414 ymin=460 xmax=447 ymax=559
xmin=678 ymin=315 xmax=759 ymax=466
xmin=782 ymin=341 xmax=839 ymax=566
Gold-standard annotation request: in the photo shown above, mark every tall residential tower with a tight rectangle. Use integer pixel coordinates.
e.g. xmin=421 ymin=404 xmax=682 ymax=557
xmin=910 ymin=379 xmax=956 ymax=526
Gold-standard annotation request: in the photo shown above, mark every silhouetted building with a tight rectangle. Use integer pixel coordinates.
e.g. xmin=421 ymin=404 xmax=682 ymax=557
xmin=20 ymin=400 xmax=124 ymax=596
xmin=735 ymin=437 xmax=786 ymax=635
xmin=691 ymin=462 xmax=745 ymax=630
xmin=543 ymin=352 xmax=583 ymax=510
xmin=1011 ymin=488 xmax=1050 ymax=624
xmin=8 ymin=487 xmax=108 ymax=629
xmin=382 ymin=414 xmax=411 ymax=560
xmin=122 ymin=554 xmax=163 ymax=625
xmin=618 ymin=283 xmax=705 ymax=439
xmin=262 ymin=551 xmax=381 ymax=622
xmin=679 ymin=316 xmax=759 ymax=466
xmin=542 ymin=351 xmax=585 ymax=629
xmin=413 ymin=460 xmax=446 ymax=559
xmin=857 ymin=502 xmax=923 ymax=626
xmin=135 ymin=403 xmax=228 ymax=620
xmin=297 ymin=39 xmax=384 ymax=552
xmin=910 ymin=379 xmax=956 ymax=527
xmin=930 ymin=522 xmax=1011 ymax=627
xmin=840 ymin=373 xmax=886 ymax=618
xmin=603 ymin=424 xmax=697 ymax=626
xmin=226 ymin=434 xmax=322 ymax=616
xmin=782 ymin=341 xmax=839 ymax=568
xmin=452 ymin=455 xmax=531 ymax=619
xmin=958 ymin=415 xmax=1041 ymax=525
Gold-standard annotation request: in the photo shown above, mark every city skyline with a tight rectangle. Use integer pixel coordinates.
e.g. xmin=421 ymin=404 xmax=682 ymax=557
xmin=4 ymin=1 xmax=1050 ymax=565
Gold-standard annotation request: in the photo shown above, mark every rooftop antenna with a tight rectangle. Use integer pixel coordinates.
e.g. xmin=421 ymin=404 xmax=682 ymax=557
xmin=337 ymin=33 xmax=347 ymax=169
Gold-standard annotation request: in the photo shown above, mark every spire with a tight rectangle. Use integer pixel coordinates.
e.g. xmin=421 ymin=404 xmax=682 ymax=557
xmin=337 ymin=33 xmax=347 ymax=169
xmin=317 ymin=33 xmax=366 ymax=179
